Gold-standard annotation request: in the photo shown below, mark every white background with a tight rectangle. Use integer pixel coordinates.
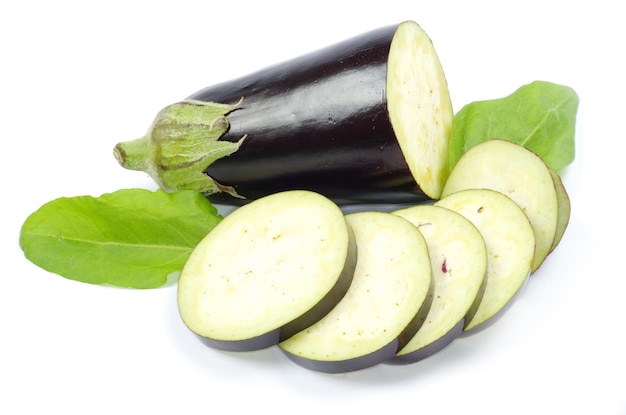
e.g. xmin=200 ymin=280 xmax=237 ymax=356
xmin=2 ymin=1 xmax=624 ymax=413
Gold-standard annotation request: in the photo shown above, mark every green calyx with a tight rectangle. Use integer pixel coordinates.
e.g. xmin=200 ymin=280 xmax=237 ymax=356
xmin=113 ymin=99 xmax=246 ymax=198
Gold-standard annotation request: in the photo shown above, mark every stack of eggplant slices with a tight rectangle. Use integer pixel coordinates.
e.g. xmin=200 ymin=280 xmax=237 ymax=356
xmin=114 ymin=20 xmax=570 ymax=373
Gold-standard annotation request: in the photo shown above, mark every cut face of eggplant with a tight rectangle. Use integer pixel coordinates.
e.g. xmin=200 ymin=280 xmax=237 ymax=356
xmin=114 ymin=21 xmax=453 ymax=205
xmin=436 ymin=189 xmax=535 ymax=333
xmin=279 ymin=211 xmax=432 ymax=373
xmin=177 ymin=190 xmax=356 ymax=351
xmin=387 ymin=22 xmax=453 ymax=200
xmin=441 ymin=139 xmax=558 ymax=272
xmin=389 ymin=205 xmax=487 ymax=364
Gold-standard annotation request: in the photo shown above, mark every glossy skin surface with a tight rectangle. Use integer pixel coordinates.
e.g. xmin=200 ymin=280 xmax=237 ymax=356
xmin=388 ymin=320 xmax=463 ymax=365
xmin=189 ymin=25 xmax=427 ymax=205
xmin=282 ymin=339 xmax=400 ymax=374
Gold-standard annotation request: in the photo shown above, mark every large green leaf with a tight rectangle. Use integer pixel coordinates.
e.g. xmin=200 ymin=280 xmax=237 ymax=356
xmin=450 ymin=81 xmax=579 ymax=172
xmin=19 ymin=188 xmax=222 ymax=288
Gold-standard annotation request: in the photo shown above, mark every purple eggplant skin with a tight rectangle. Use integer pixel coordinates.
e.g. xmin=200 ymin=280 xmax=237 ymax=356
xmin=196 ymin=330 xmax=281 ymax=352
xmin=187 ymin=24 xmax=427 ymax=205
xmin=282 ymin=339 xmax=400 ymax=374
xmin=387 ymin=320 xmax=463 ymax=365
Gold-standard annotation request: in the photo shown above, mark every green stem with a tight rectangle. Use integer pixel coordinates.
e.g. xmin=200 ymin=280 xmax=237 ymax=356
xmin=113 ymin=99 xmax=245 ymax=197
xmin=113 ymin=136 xmax=153 ymax=172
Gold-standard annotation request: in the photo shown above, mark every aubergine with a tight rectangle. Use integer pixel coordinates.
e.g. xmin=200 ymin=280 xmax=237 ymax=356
xmin=435 ymin=189 xmax=535 ymax=333
xmin=177 ymin=190 xmax=357 ymax=351
xmin=279 ymin=211 xmax=433 ymax=373
xmin=549 ymin=170 xmax=571 ymax=253
xmin=389 ymin=205 xmax=487 ymax=364
xmin=113 ymin=20 xmax=454 ymax=205
xmin=441 ymin=139 xmax=559 ymax=273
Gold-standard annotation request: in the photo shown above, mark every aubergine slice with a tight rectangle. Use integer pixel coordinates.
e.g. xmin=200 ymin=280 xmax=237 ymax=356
xmin=388 ymin=205 xmax=487 ymax=364
xmin=441 ymin=139 xmax=559 ymax=273
xmin=279 ymin=211 xmax=432 ymax=373
xmin=436 ymin=189 xmax=535 ymax=333
xmin=550 ymin=170 xmax=571 ymax=253
xmin=113 ymin=20 xmax=453 ymax=205
xmin=177 ymin=190 xmax=356 ymax=351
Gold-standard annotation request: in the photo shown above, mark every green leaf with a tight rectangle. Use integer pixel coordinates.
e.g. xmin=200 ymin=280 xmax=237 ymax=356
xmin=19 ymin=188 xmax=222 ymax=288
xmin=449 ymin=80 xmax=579 ymax=172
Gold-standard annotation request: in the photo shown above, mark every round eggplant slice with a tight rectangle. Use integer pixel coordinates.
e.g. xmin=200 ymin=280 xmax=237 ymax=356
xmin=177 ymin=190 xmax=356 ymax=351
xmin=436 ymin=189 xmax=535 ymax=333
xmin=389 ymin=205 xmax=487 ymax=364
xmin=114 ymin=21 xmax=453 ymax=205
xmin=279 ymin=211 xmax=432 ymax=373
xmin=441 ymin=139 xmax=558 ymax=272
